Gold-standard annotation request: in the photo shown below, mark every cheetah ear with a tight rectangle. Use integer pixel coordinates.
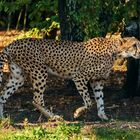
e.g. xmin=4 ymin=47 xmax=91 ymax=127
xmin=117 ymin=37 xmax=133 ymax=47
xmin=112 ymin=32 xmax=121 ymax=39
xmin=105 ymin=32 xmax=121 ymax=39
xmin=122 ymin=36 xmax=136 ymax=43
xmin=121 ymin=37 xmax=134 ymax=45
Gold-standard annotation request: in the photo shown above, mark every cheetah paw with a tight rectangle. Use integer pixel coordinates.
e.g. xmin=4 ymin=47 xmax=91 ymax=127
xmin=74 ymin=106 xmax=87 ymax=118
xmin=98 ymin=113 xmax=108 ymax=121
xmin=49 ymin=115 xmax=63 ymax=121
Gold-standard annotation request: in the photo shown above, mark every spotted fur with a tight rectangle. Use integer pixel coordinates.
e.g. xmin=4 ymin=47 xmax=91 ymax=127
xmin=0 ymin=37 xmax=139 ymax=120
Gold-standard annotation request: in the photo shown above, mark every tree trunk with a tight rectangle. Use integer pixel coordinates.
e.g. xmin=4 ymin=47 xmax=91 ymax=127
xmin=58 ymin=0 xmax=84 ymax=41
xmin=125 ymin=58 xmax=139 ymax=97
xmin=125 ymin=0 xmax=140 ymax=97
xmin=136 ymin=0 xmax=140 ymax=94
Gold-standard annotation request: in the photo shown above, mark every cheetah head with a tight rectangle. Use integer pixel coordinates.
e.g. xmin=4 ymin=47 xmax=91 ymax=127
xmin=118 ymin=37 xmax=140 ymax=59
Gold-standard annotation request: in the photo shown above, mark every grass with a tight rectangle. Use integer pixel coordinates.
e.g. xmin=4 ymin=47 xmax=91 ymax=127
xmin=95 ymin=128 xmax=140 ymax=140
xmin=0 ymin=118 xmax=140 ymax=140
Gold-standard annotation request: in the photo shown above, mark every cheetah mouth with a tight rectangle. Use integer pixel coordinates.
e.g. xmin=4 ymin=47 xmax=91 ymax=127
xmin=118 ymin=52 xmax=140 ymax=59
xmin=132 ymin=55 xmax=140 ymax=59
xmin=117 ymin=52 xmax=127 ymax=58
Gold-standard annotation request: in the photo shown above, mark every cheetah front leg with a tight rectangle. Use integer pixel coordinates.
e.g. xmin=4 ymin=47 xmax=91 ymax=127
xmin=73 ymin=75 xmax=93 ymax=118
xmin=90 ymin=80 xmax=108 ymax=120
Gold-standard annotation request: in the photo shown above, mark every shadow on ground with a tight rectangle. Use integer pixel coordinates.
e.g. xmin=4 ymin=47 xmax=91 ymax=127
xmin=2 ymin=73 xmax=140 ymax=125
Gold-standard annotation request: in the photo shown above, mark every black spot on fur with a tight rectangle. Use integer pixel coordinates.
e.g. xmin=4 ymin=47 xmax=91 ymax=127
xmin=95 ymin=89 xmax=101 ymax=92
xmin=1 ymin=97 xmax=5 ymax=101
xmin=96 ymin=97 xmax=100 ymax=100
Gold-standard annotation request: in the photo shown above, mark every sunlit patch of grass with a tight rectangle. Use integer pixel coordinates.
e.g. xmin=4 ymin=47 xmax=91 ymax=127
xmin=0 ymin=117 xmax=15 ymax=140
xmin=0 ymin=120 xmax=140 ymax=140
xmin=4 ymin=123 xmax=83 ymax=140
xmin=0 ymin=117 xmax=13 ymax=129
xmin=94 ymin=127 xmax=140 ymax=140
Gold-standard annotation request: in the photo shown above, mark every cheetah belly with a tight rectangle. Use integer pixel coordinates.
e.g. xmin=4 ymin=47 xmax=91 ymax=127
xmin=46 ymin=66 xmax=73 ymax=79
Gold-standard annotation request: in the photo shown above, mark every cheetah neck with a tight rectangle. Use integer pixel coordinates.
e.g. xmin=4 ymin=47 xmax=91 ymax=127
xmin=113 ymin=38 xmax=125 ymax=55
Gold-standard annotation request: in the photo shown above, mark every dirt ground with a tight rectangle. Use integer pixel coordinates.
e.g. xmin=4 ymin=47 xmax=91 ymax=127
xmin=2 ymin=72 xmax=140 ymax=128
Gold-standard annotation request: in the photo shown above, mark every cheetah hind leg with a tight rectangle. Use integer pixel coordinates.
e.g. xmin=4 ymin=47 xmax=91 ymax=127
xmin=31 ymin=69 xmax=62 ymax=121
xmin=0 ymin=63 xmax=24 ymax=118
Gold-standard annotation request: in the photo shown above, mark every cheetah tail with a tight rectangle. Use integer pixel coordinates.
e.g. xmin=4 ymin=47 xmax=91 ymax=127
xmin=0 ymin=51 xmax=8 ymax=87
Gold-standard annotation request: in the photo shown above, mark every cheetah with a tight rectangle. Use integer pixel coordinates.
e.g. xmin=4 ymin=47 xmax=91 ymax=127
xmin=0 ymin=37 xmax=139 ymax=120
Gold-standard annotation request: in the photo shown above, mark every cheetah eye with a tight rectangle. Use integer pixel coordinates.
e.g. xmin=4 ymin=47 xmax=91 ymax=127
xmin=125 ymin=50 xmax=128 ymax=53
xmin=133 ymin=44 xmax=137 ymax=48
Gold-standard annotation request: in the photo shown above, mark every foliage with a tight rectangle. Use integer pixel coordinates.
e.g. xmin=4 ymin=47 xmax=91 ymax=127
xmin=95 ymin=127 xmax=140 ymax=140
xmin=0 ymin=119 xmax=140 ymax=140
xmin=16 ymin=28 xmax=43 ymax=39
xmin=68 ymin=0 xmax=138 ymax=40
xmin=0 ymin=0 xmax=138 ymax=40
xmin=15 ymin=21 xmax=59 ymax=39
xmin=0 ymin=0 xmax=59 ymax=32
xmin=5 ymin=123 xmax=82 ymax=140
xmin=28 ymin=0 xmax=58 ymax=29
